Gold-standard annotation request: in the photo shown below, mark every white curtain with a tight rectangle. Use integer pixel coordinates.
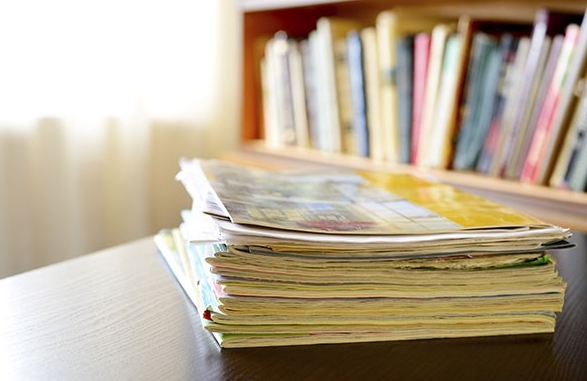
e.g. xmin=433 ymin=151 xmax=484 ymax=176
xmin=0 ymin=0 xmax=241 ymax=278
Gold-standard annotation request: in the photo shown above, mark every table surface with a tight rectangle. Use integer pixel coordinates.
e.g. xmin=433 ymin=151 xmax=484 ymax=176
xmin=1 ymin=233 xmax=587 ymax=381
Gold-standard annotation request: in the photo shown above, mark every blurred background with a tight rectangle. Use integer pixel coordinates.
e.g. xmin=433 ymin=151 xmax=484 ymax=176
xmin=0 ymin=0 xmax=240 ymax=278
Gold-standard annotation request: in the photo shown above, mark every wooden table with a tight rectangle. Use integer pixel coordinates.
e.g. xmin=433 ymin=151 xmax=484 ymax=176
xmin=1 ymin=233 xmax=586 ymax=381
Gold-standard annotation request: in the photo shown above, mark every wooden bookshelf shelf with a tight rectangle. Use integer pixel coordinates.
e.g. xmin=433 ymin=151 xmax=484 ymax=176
xmin=235 ymin=0 xmax=587 ymax=233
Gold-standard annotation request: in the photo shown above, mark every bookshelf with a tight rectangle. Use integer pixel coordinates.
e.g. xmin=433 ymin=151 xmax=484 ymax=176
xmin=234 ymin=0 xmax=587 ymax=233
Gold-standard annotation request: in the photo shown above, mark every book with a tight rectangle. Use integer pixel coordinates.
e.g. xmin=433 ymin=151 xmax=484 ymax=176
xmin=261 ymin=32 xmax=313 ymax=149
xmin=157 ymin=227 xmax=568 ymax=348
xmin=159 ymin=158 xmax=574 ymax=348
xmin=558 ymin=73 xmax=587 ymax=191
xmin=452 ymin=32 xmax=502 ymax=171
xmin=421 ymin=16 xmax=529 ymax=170
xmin=422 ymin=16 xmax=503 ymax=170
xmin=520 ymin=23 xmax=582 ymax=184
xmin=417 ymin=23 xmax=455 ymax=168
xmin=396 ymin=34 xmax=415 ymax=163
xmin=494 ymin=8 xmax=567 ymax=179
xmin=502 ymin=35 xmax=553 ymax=179
xmin=452 ymin=18 xmax=534 ymax=171
xmin=376 ymin=9 xmax=450 ymax=164
xmin=508 ymin=34 xmax=565 ymax=178
xmin=550 ymin=80 xmax=587 ymax=189
xmin=490 ymin=9 xmax=586 ymax=179
xmin=425 ymin=31 xmax=463 ymax=169
xmin=312 ymin=17 xmax=362 ymax=154
xmin=260 ymin=34 xmax=285 ymax=147
xmin=360 ymin=27 xmax=384 ymax=161
xmin=288 ymin=38 xmax=310 ymax=148
xmin=262 ymin=32 xmax=297 ymax=147
xmin=549 ymin=11 xmax=587 ymax=187
xmin=333 ymin=35 xmax=356 ymax=154
xmin=259 ymin=57 xmax=277 ymax=146
xmin=192 ymin=159 xmax=572 ymax=237
xmin=534 ymin=12 xmax=587 ymax=185
xmin=347 ymin=30 xmax=369 ymax=157
xmin=487 ymin=37 xmax=532 ymax=176
xmin=476 ymin=35 xmax=524 ymax=174
xmin=300 ymin=38 xmax=320 ymax=149
xmin=488 ymin=11 xmax=558 ymax=177
xmin=411 ymin=32 xmax=431 ymax=164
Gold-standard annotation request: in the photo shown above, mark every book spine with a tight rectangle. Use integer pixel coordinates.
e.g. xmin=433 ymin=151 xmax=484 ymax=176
xmin=454 ymin=32 xmax=500 ymax=171
xmin=289 ymin=39 xmax=310 ymax=148
xmin=416 ymin=23 xmax=452 ymax=168
xmin=347 ymin=30 xmax=370 ymax=157
xmin=504 ymin=36 xmax=553 ymax=179
xmin=511 ymin=35 xmax=564 ymax=179
xmin=411 ymin=32 xmax=431 ymax=164
xmin=273 ymin=32 xmax=297 ymax=146
xmin=396 ymin=35 xmax=415 ymax=163
xmin=300 ymin=38 xmax=321 ymax=150
xmin=562 ymin=80 xmax=587 ymax=191
xmin=520 ymin=24 xmax=580 ymax=184
xmin=497 ymin=9 xmax=552 ymax=178
xmin=314 ymin=18 xmax=343 ymax=153
xmin=470 ymin=46 xmax=504 ymax=169
xmin=547 ymin=11 xmax=587 ymax=187
xmin=361 ymin=27 xmax=384 ymax=161
xmin=376 ymin=12 xmax=400 ymax=163
xmin=334 ymin=37 xmax=356 ymax=154
xmin=309 ymin=30 xmax=331 ymax=152
xmin=476 ymin=35 xmax=521 ymax=174
xmin=426 ymin=32 xmax=462 ymax=169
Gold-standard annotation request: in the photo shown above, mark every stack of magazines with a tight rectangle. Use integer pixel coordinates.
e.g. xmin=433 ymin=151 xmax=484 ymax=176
xmin=155 ymin=158 xmax=574 ymax=348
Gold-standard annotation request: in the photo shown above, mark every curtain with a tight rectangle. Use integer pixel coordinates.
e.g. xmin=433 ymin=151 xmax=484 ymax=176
xmin=0 ymin=0 xmax=241 ymax=278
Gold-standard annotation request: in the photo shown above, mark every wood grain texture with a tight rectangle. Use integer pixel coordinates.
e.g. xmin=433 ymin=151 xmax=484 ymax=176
xmin=0 ymin=238 xmax=211 ymax=381
xmin=1 ymin=235 xmax=586 ymax=381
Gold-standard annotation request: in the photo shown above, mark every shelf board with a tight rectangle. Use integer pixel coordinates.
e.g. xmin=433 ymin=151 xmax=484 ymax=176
xmin=240 ymin=0 xmax=356 ymax=11
xmin=240 ymin=0 xmax=587 ymax=13
xmin=223 ymin=141 xmax=587 ymax=233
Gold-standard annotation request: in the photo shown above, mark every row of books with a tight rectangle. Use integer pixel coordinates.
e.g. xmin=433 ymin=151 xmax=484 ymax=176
xmin=155 ymin=158 xmax=573 ymax=348
xmin=259 ymin=6 xmax=587 ymax=192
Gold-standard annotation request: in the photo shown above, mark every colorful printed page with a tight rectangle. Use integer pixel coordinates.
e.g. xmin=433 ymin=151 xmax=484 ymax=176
xmin=181 ymin=158 xmax=554 ymax=235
